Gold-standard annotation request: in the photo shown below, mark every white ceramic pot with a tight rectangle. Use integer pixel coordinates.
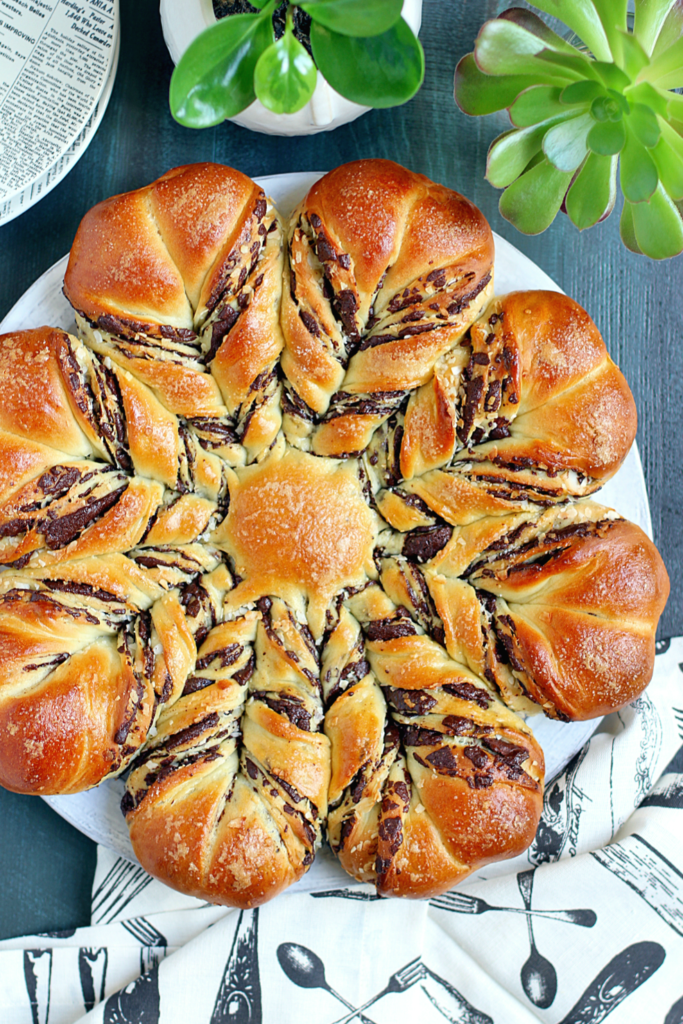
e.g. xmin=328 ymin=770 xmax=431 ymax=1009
xmin=160 ymin=0 xmax=423 ymax=136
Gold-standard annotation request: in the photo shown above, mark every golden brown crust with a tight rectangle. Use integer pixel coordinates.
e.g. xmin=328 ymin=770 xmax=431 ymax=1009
xmin=0 ymin=160 xmax=668 ymax=907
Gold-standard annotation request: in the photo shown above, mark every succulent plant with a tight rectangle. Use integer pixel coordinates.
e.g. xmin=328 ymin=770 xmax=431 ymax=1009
xmin=455 ymin=1 xmax=683 ymax=259
xmin=170 ymin=0 xmax=424 ymax=127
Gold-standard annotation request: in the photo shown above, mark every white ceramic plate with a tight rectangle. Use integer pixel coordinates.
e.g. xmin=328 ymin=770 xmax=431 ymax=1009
xmin=0 ymin=171 xmax=652 ymax=889
xmin=0 ymin=24 xmax=120 ymax=228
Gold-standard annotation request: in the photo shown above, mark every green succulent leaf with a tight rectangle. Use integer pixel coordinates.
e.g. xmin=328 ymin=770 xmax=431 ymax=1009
xmin=609 ymin=28 xmax=650 ymax=78
xmin=651 ymin=0 xmax=683 ymax=59
xmin=652 ymin=118 xmax=683 ymax=198
xmin=523 ymin=0 xmax=613 ymax=61
xmin=627 ymin=81 xmax=669 ymax=117
xmin=561 ymin=80 xmax=605 ymax=105
xmin=499 ymin=157 xmax=574 ymax=234
xmin=454 ymin=55 xmax=556 ymax=116
xmin=620 ymin=199 xmax=643 ymax=252
xmin=591 ymin=0 xmax=628 ymax=59
xmin=487 ymin=114 xmax=574 ymax=187
xmin=592 ymin=61 xmax=632 ymax=91
xmin=566 ymin=152 xmax=618 ymax=228
xmin=639 ymin=37 xmax=683 ymax=88
xmin=591 ymin=94 xmax=625 ymax=122
xmin=254 ymin=19 xmax=317 ymax=114
xmin=627 ymin=102 xmax=661 ymax=148
xmin=543 ymin=113 xmax=593 ymax=171
xmin=634 ymin=0 xmax=679 ymax=56
xmin=170 ymin=8 xmax=274 ymax=127
xmin=474 ymin=19 xmax=583 ymax=80
xmin=631 ymin=181 xmax=683 ymax=256
xmin=299 ymin=0 xmax=402 ymax=38
xmin=620 ymin=125 xmax=659 ymax=201
xmin=509 ymin=86 xmax=566 ymax=127
xmin=535 ymin=50 xmax=601 ymax=80
xmin=497 ymin=8 xmax=587 ymax=54
xmin=310 ymin=18 xmax=424 ymax=108
xmin=587 ymin=118 xmax=626 ymax=154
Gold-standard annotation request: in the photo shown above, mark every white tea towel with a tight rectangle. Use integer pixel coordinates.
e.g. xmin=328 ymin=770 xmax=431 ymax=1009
xmin=1 ymin=637 xmax=682 ymax=1024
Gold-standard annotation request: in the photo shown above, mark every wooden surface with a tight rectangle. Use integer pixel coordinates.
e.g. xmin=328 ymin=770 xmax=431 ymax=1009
xmin=0 ymin=0 xmax=680 ymax=939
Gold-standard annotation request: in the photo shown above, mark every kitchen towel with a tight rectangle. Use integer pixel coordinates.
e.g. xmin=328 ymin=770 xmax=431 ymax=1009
xmin=1 ymin=637 xmax=682 ymax=1024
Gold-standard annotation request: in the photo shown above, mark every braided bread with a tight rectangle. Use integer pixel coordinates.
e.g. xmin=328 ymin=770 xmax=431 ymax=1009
xmin=0 ymin=160 xmax=668 ymax=905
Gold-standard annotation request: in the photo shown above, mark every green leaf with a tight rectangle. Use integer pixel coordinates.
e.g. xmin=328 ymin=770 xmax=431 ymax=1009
xmin=651 ymin=0 xmax=683 ymax=57
xmin=592 ymin=61 xmax=632 ymax=91
xmin=566 ymin=152 xmax=618 ymax=228
xmin=311 ymin=18 xmax=424 ymax=108
xmin=591 ymin=94 xmax=626 ymax=122
xmin=521 ymin=0 xmax=613 ymax=61
xmin=535 ymin=50 xmax=601 ymax=80
xmin=626 ymin=81 xmax=669 ymax=117
xmin=170 ymin=10 xmax=274 ymax=127
xmin=632 ymin=181 xmax=683 ymax=256
xmin=627 ymin=102 xmax=661 ymax=148
xmin=634 ymin=0 xmax=678 ymax=55
xmin=299 ymin=0 xmax=402 ymax=38
xmin=455 ymin=55 xmax=555 ymax=116
xmin=620 ymin=199 xmax=643 ymax=252
xmin=638 ymin=37 xmax=683 ymax=88
xmin=544 ymin=113 xmax=593 ymax=171
xmin=497 ymin=8 xmax=587 ymax=54
xmin=620 ymin=125 xmax=659 ymax=201
xmin=609 ymin=28 xmax=650 ymax=79
xmin=651 ymin=118 xmax=683 ymax=198
xmin=668 ymin=91 xmax=683 ymax=121
xmin=473 ymin=19 xmax=583 ymax=80
xmin=509 ymin=86 xmax=566 ymax=127
xmin=561 ymin=80 xmax=605 ymax=104
xmin=499 ymin=157 xmax=574 ymax=234
xmin=487 ymin=114 xmax=575 ymax=187
xmin=591 ymin=0 xmax=628 ymax=59
xmin=254 ymin=22 xmax=317 ymax=114
xmin=587 ymin=118 xmax=626 ymax=154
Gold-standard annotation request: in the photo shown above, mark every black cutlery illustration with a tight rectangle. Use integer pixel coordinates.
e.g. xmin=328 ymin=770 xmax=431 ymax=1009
xmin=431 ymin=890 xmax=596 ymax=927
xmin=24 ymin=949 xmax=52 ymax=1024
xmin=665 ymin=994 xmax=683 ymax=1024
xmin=122 ymin=917 xmax=168 ymax=949
xmin=329 ymin=958 xmax=426 ymax=1024
xmin=278 ymin=943 xmax=377 ymax=1024
xmin=102 ymin=947 xmax=161 ymax=1024
xmin=556 ymin=940 xmax=665 ymax=1023
xmin=420 ymin=967 xmax=494 ymax=1024
xmin=211 ymin=908 xmax=261 ymax=1024
xmin=91 ymin=856 xmax=154 ymax=925
xmin=518 ymin=870 xmax=557 ymax=1008
xmin=311 ymin=888 xmax=384 ymax=902
xmin=79 ymin=947 xmax=109 ymax=1013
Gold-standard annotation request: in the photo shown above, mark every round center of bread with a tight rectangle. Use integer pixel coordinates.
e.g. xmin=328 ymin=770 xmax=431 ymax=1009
xmin=223 ymin=449 xmax=375 ymax=598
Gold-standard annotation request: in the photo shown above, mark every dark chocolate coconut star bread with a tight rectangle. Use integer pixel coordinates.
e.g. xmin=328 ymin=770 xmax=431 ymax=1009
xmin=0 ymin=160 xmax=668 ymax=906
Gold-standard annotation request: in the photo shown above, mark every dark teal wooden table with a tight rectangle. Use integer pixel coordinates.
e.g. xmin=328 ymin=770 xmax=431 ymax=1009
xmin=0 ymin=0 xmax=680 ymax=940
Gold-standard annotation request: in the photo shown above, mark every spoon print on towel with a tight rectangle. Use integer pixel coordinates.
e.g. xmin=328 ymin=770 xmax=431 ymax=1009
xmin=518 ymin=870 xmax=557 ymax=1009
xmin=277 ymin=943 xmax=377 ymax=1024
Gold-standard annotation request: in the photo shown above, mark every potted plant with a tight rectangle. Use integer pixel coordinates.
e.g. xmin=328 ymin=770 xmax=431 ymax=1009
xmin=455 ymin=1 xmax=683 ymax=259
xmin=160 ymin=0 xmax=423 ymax=136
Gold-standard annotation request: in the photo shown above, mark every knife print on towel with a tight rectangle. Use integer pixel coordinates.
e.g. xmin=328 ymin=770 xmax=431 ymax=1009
xmin=211 ymin=908 xmax=261 ymax=1024
xmin=591 ymin=833 xmax=683 ymax=937
xmin=24 ymin=949 xmax=52 ymax=1024
xmin=556 ymin=941 xmax=665 ymax=1024
xmin=79 ymin=947 xmax=108 ymax=1013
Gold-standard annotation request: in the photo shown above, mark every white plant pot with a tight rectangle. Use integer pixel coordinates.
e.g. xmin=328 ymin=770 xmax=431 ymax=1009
xmin=160 ymin=0 xmax=423 ymax=136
